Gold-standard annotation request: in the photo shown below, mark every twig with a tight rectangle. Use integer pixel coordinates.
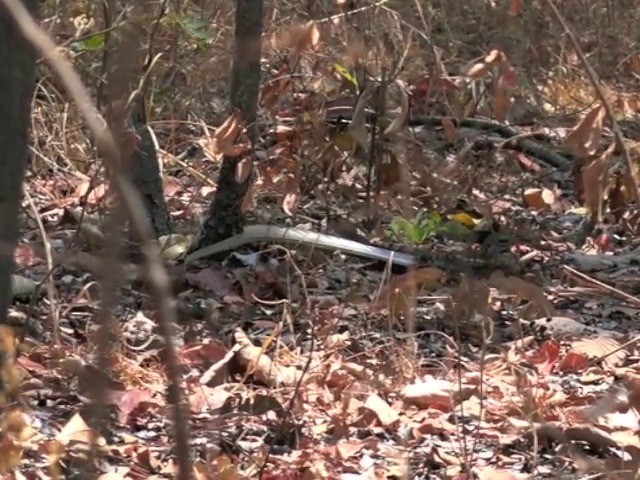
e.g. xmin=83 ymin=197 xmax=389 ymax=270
xmin=561 ymin=265 xmax=640 ymax=308
xmin=316 ymin=0 xmax=390 ymax=25
xmin=23 ymin=188 xmax=59 ymax=345
xmin=0 ymin=1 xmax=193 ymax=478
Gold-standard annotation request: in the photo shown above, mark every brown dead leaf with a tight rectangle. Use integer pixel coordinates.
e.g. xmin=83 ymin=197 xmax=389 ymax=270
xmin=210 ymin=454 xmax=239 ymax=480
xmin=0 ymin=407 xmax=32 ymax=474
xmin=564 ymin=104 xmax=606 ymax=159
xmin=477 ymin=467 xmax=523 ymax=480
xmin=282 ymin=188 xmax=300 ymax=216
xmin=364 ymin=393 xmax=400 ymax=426
xmin=629 ymin=55 xmax=640 ymax=76
xmin=582 ymin=142 xmax=615 ymax=220
xmin=401 ymin=376 xmax=455 ymax=409
xmin=492 ymin=66 xmax=514 ymax=121
xmin=570 ymin=336 xmax=627 ymax=370
xmin=233 ymin=328 xmax=301 ymax=387
xmin=189 ymin=385 xmax=232 ymax=414
xmin=467 ymin=62 xmax=489 ymax=79
xmin=526 ymin=340 xmax=560 ymax=375
xmin=335 ymin=440 xmax=366 ymax=461
xmin=260 ymin=63 xmax=292 ymax=109
xmin=507 ymin=0 xmax=522 ymax=16
xmin=56 ymin=412 xmax=95 ymax=446
xmin=203 ymin=111 xmax=246 ymax=157
xmin=178 ymin=341 xmax=229 ymax=368
xmin=370 ymin=268 xmax=446 ymax=315
xmin=523 ymin=187 xmax=556 ymax=211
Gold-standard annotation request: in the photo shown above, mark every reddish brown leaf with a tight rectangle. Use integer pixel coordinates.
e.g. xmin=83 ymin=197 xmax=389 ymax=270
xmin=527 ymin=340 xmax=560 ymax=375
xmin=558 ymin=351 xmax=589 ymax=373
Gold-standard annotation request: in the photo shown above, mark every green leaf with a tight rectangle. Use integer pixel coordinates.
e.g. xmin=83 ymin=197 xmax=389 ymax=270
xmin=70 ymin=32 xmax=106 ymax=52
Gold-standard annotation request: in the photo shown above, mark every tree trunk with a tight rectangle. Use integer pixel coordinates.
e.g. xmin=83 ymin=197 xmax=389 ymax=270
xmin=191 ymin=0 xmax=263 ymax=251
xmin=128 ymin=97 xmax=170 ymax=239
xmin=0 ymin=2 xmax=37 ymax=323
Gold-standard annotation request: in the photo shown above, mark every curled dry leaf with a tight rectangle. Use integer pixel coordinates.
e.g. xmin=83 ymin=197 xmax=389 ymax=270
xmin=364 ymin=393 xmax=400 ymax=426
xmin=466 ymin=49 xmax=503 ymax=79
xmin=526 ymin=340 xmax=560 ymax=375
xmin=233 ymin=328 xmax=301 ymax=387
xmin=401 ymin=376 xmax=455 ymax=409
xmin=492 ymin=66 xmax=515 ymax=121
xmin=467 ymin=61 xmax=490 ymax=79
xmin=564 ymin=104 xmax=606 ymax=160
xmin=203 ymin=110 xmax=246 ymax=157
xmin=522 ymin=187 xmax=556 ymax=211
xmin=282 ymin=189 xmax=300 ymax=216
xmin=582 ymin=142 xmax=615 ymax=220
xmin=558 ymin=350 xmax=589 ymax=373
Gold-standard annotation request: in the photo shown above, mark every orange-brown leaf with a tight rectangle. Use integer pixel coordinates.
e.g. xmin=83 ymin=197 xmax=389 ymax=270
xmin=564 ymin=105 xmax=606 ymax=159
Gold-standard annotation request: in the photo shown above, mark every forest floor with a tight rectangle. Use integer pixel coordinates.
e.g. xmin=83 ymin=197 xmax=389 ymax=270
xmin=4 ymin=2 xmax=640 ymax=479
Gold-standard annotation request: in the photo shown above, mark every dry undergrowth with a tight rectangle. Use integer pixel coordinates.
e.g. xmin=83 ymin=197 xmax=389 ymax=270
xmin=6 ymin=0 xmax=640 ymax=478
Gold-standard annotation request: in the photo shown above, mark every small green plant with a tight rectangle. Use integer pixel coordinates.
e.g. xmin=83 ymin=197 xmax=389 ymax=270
xmin=387 ymin=211 xmax=471 ymax=246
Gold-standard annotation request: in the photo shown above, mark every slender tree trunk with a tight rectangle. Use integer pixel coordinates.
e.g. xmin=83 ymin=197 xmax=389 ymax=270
xmin=0 ymin=1 xmax=37 ymax=323
xmin=128 ymin=96 xmax=170 ymax=239
xmin=191 ymin=0 xmax=263 ymax=250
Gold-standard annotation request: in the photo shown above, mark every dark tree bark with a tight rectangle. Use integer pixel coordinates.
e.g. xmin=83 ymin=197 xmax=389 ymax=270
xmin=128 ymin=97 xmax=170 ymax=238
xmin=191 ymin=0 xmax=263 ymax=250
xmin=0 ymin=2 xmax=37 ymax=323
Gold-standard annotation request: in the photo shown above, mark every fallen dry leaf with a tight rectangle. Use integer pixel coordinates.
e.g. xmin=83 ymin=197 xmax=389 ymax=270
xmin=364 ymin=393 xmax=400 ymax=426
xmin=401 ymin=377 xmax=455 ymax=409
xmin=564 ymin=104 xmax=606 ymax=160
xmin=233 ymin=328 xmax=301 ymax=387
xmin=56 ymin=412 xmax=95 ymax=446
xmin=522 ymin=187 xmax=556 ymax=211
